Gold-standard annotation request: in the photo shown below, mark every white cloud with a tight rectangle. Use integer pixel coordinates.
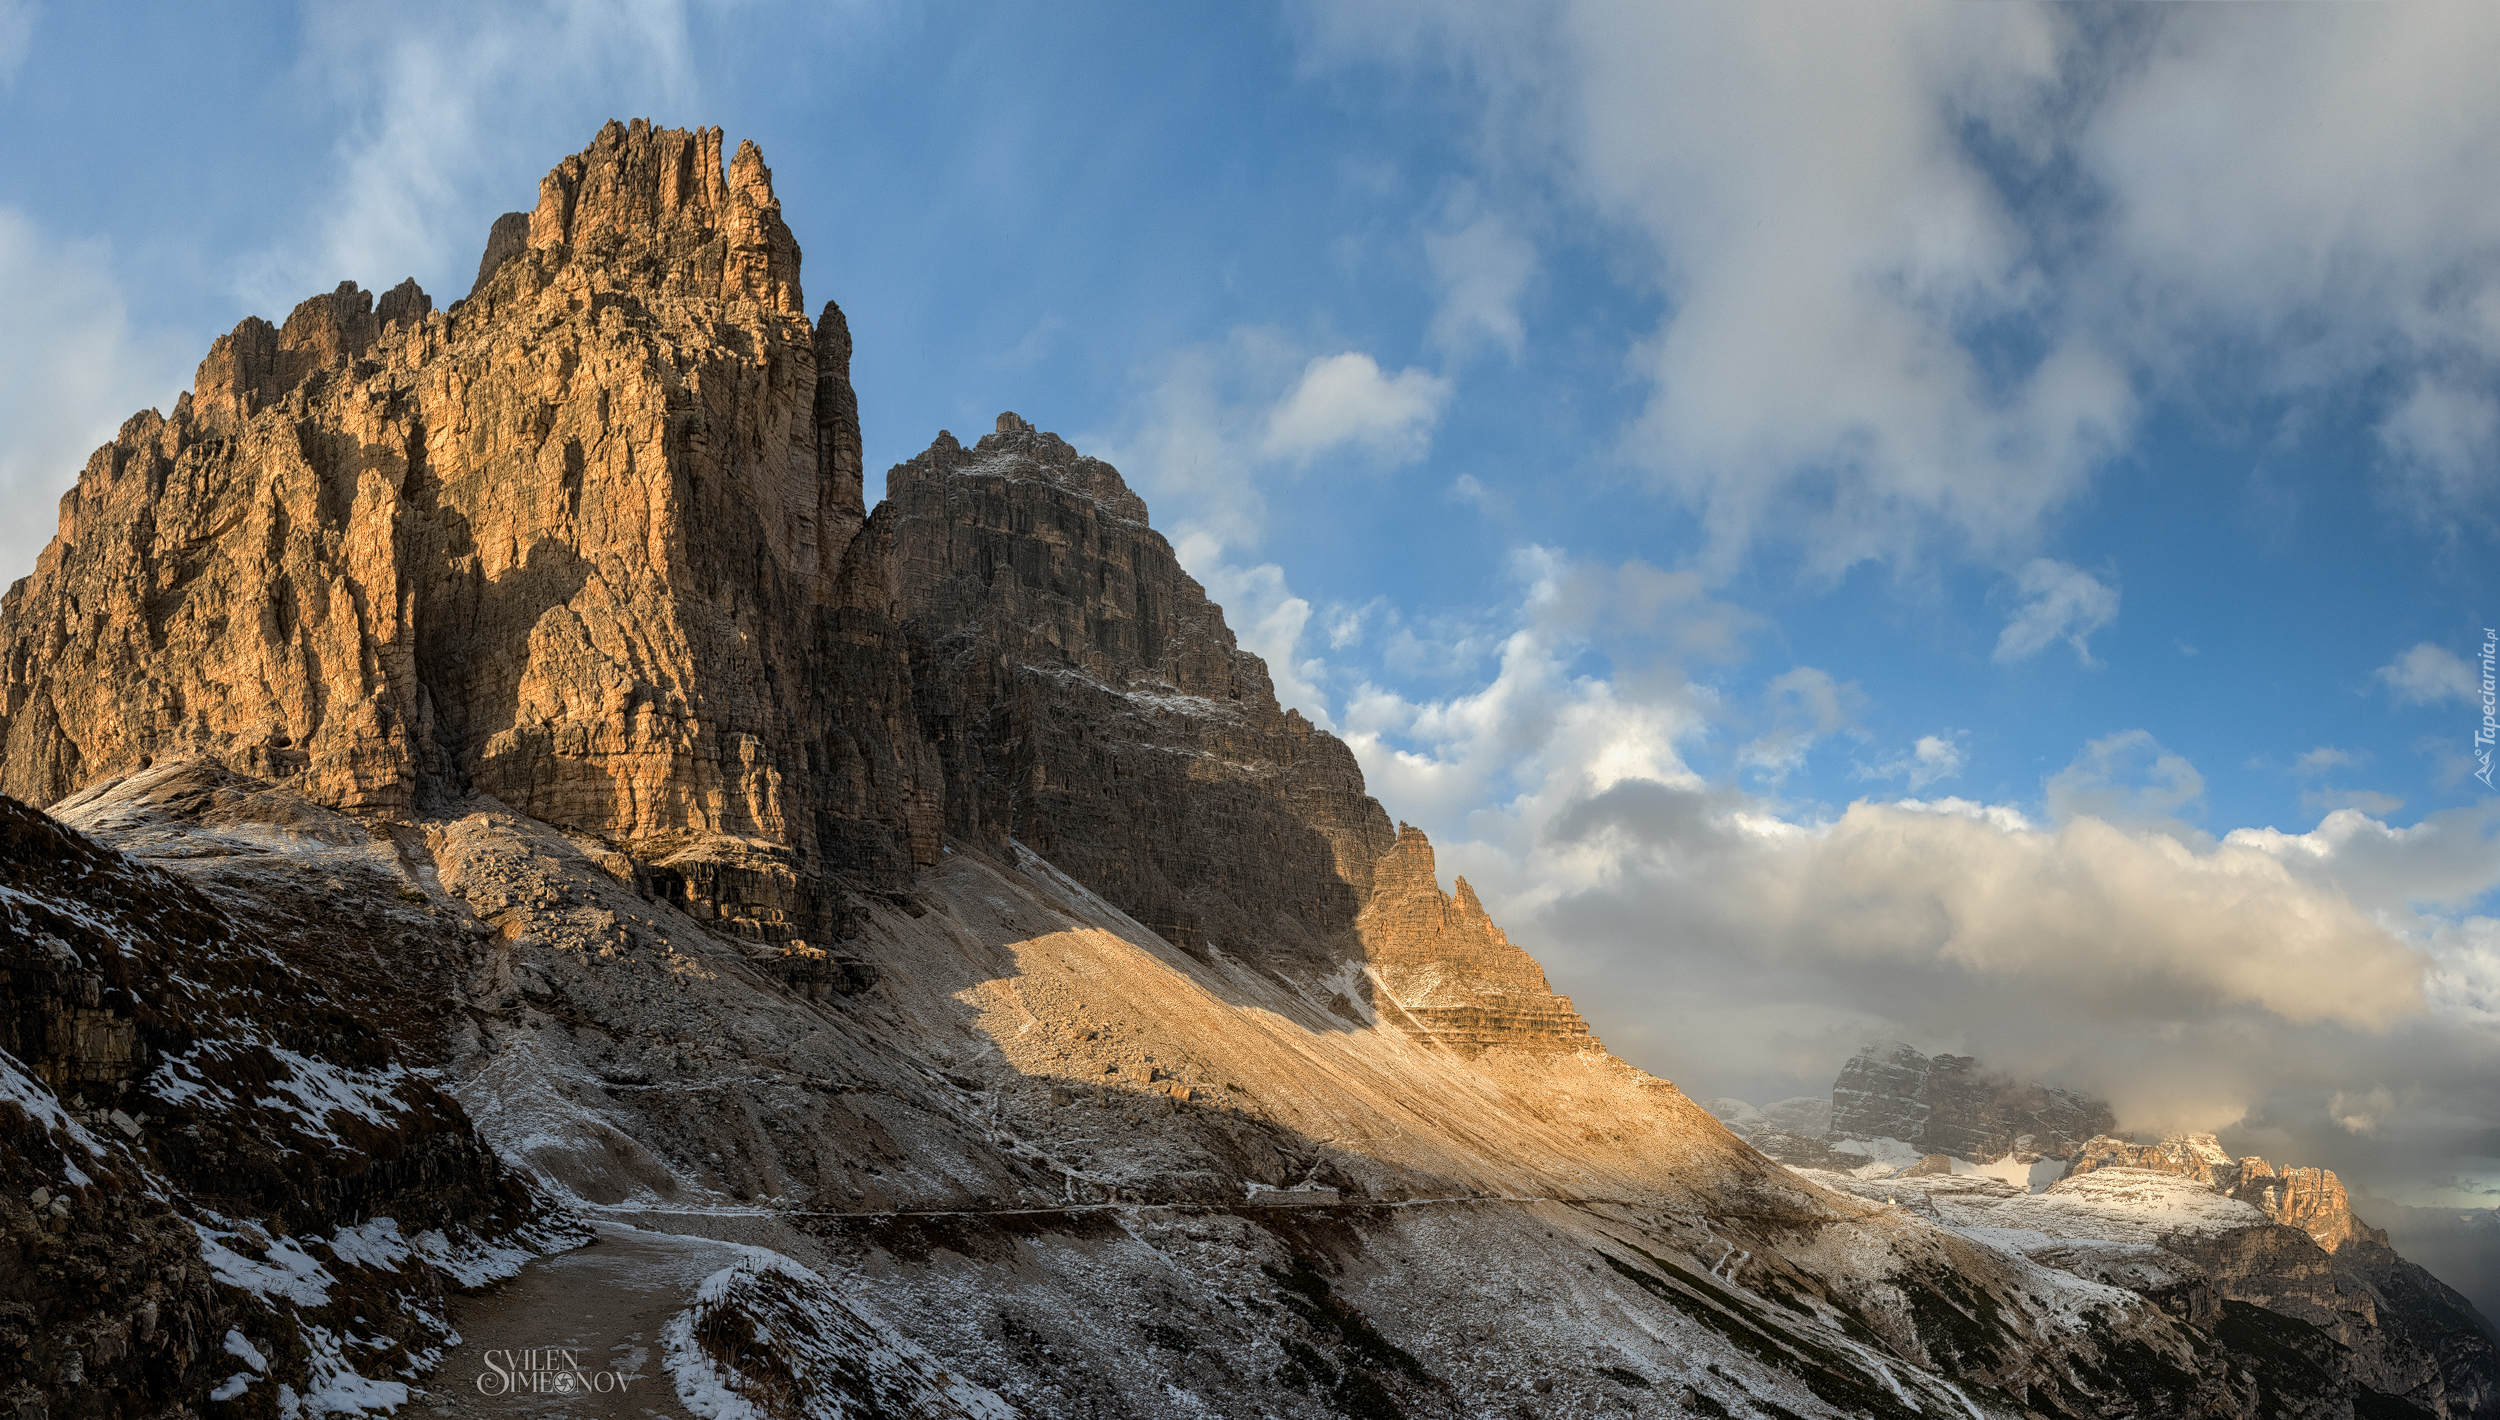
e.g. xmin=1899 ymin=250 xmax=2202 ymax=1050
xmin=240 ymin=1 xmax=707 ymax=310
xmin=1862 ymin=733 xmax=1966 ymax=792
xmin=2294 ymin=746 xmax=2367 ymax=777
xmin=1261 ymin=351 xmax=1451 ymax=465
xmin=0 ymin=210 xmax=188 ymax=585
xmin=2044 ymin=729 xmax=2204 ymax=832
xmin=0 ymin=1 xmax=35 ymax=83
xmin=2378 ymin=375 xmax=2499 ymax=511
xmin=2228 ymin=802 xmax=2500 ymax=919
xmin=1304 ymin=2 xmax=2500 ymax=569
xmin=1425 ymin=211 xmax=1535 ymax=358
xmin=2376 ymin=641 xmax=2482 ymax=706
xmin=1994 ymin=558 xmax=2120 ymax=665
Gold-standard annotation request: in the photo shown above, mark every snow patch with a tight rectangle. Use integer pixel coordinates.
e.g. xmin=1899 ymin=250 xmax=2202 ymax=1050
xmin=664 ymin=1247 xmax=1016 ymax=1420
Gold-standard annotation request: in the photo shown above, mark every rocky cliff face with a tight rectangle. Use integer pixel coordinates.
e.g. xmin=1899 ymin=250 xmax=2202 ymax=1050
xmin=1830 ymin=1041 xmax=2116 ymax=1162
xmin=2072 ymin=1135 xmax=2387 ymax=1251
xmin=0 ymin=118 xmax=938 ymax=957
xmin=0 ymin=775 xmax=563 ymax=1420
xmin=2064 ymin=1132 xmax=2498 ymax=1417
xmin=886 ymin=414 xmax=1396 ymax=975
xmin=1355 ymin=825 xmax=1596 ymax=1053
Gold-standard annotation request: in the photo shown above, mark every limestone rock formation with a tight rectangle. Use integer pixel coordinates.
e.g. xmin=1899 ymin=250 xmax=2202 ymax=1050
xmin=885 ymin=414 xmax=1397 ymax=965
xmin=1355 ymin=824 xmax=1596 ymax=1053
xmin=883 ymin=414 xmax=1598 ymax=1051
xmin=1830 ymin=1040 xmax=2115 ymax=1162
xmin=2072 ymin=1134 xmax=2389 ymax=1253
xmin=0 ymin=118 xmax=938 ymax=954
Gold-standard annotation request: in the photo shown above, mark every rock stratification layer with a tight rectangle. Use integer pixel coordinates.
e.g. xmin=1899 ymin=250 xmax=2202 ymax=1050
xmin=1356 ymin=824 xmax=1596 ymax=1053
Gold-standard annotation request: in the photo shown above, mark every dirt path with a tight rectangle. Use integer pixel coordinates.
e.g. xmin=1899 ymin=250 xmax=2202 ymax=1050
xmin=412 ymin=1224 xmax=743 ymax=1420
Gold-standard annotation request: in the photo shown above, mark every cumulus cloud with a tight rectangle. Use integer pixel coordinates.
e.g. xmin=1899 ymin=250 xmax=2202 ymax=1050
xmin=1303 ymin=2 xmax=2500 ymax=567
xmin=1491 ymin=768 xmax=2444 ymax=1140
xmin=1425 ymin=210 xmax=1536 ymax=359
xmin=2377 ymin=641 xmax=2483 ymax=706
xmin=1261 ymin=351 xmax=1451 ymax=465
xmin=0 ymin=210 xmax=188 ymax=584
xmin=2229 ymin=802 xmax=2500 ymax=918
xmin=1994 ymin=558 xmax=2120 ymax=665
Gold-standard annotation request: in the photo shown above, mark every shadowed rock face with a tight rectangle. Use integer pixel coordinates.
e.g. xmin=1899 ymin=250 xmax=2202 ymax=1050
xmin=0 ymin=119 xmax=940 ymax=946
xmin=886 ymin=413 xmax=1401 ymax=975
xmin=883 ymin=415 xmax=1596 ymax=1048
xmin=1830 ymin=1041 xmax=2115 ymax=1162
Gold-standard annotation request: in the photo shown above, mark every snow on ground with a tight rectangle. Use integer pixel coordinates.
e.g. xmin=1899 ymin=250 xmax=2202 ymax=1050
xmin=1806 ymin=1162 xmax=2268 ymax=1251
xmin=1829 ymin=1135 xmax=1926 ymax=1175
xmin=664 ymin=1247 xmax=1018 ymax=1420
xmin=1965 ymin=1152 xmax=2071 ymax=1193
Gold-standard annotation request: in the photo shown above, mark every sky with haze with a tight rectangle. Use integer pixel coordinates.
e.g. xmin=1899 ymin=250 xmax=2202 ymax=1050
xmin=3 ymin=2 xmax=2498 ymax=1242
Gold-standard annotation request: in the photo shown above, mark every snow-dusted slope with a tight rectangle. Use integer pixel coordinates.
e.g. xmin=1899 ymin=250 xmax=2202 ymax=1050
xmin=0 ymin=771 xmax=574 ymax=1420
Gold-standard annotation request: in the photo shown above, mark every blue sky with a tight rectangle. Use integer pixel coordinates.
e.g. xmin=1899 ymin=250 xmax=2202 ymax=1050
xmin=4 ymin=2 xmax=2499 ymax=1205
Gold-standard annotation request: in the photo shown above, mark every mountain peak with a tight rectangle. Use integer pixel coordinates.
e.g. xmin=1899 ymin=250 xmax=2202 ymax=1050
xmin=511 ymin=119 xmax=803 ymax=315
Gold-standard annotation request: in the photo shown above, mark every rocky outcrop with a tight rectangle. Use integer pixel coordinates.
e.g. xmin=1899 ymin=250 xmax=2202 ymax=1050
xmin=0 ymin=782 xmax=559 ymax=1419
xmin=883 ymin=415 xmax=1596 ymax=1051
xmin=2066 ymin=1132 xmax=2498 ymax=1416
xmin=886 ymin=414 xmax=1397 ymax=971
xmin=0 ymin=119 xmax=937 ymax=954
xmin=2072 ymin=1134 xmax=2389 ymax=1252
xmin=1830 ymin=1041 xmax=2114 ymax=1162
xmin=1355 ymin=825 xmax=1596 ymax=1053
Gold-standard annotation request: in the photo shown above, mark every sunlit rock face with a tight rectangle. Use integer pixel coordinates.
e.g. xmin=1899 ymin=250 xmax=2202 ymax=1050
xmin=0 ymin=120 xmax=940 ymax=943
xmin=1355 ymin=824 xmax=1597 ymax=1054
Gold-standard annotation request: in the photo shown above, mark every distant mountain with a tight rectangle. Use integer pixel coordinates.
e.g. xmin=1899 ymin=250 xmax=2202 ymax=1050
xmin=1714 ymin=1045 xmax=2499 ymax=1418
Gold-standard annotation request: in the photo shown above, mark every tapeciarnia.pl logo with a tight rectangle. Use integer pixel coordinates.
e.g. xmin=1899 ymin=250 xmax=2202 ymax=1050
xmin=474 ymin=1347 xmax=642 ymax=1395
xmin=2477 ymin=627 xmax=2496 ymax=790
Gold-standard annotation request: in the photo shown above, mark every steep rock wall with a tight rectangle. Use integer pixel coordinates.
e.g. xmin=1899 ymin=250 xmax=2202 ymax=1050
xmin=886 ymin=414 xmax=1397 ymax=971
xmin=1356 ymin=824 xmax=1596 ymax=1053
xmin=0 ymin=120 xmax=940 ymax=945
